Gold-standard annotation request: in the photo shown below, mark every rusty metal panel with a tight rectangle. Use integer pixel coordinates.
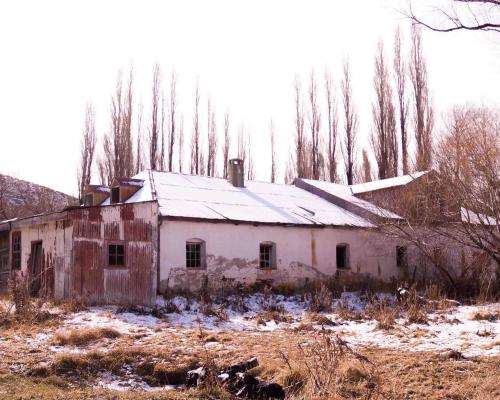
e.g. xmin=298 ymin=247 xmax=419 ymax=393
xmin=120 ymin=204 xmax=135 ymax=221
xmin=104 ymin=268 xmax=130 ymax=304
xmin=127 ymin=242 xmax=153 ymax=304
xmin=124 ymin=220 xmax=152 ymax=242
xmin=104 ymin=222 xmax=120 ymax=241
xmin=73 ymin=240 xmax=103 ymax=302
xmin=73 ymin=220 xmax=101 ymax=239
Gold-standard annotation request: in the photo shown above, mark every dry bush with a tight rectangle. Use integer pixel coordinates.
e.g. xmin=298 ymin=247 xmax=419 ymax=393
xmin=59 ymin=296 xmax=88 ymax=313
xmin=280 ymin=332 xmax=381 ymax=399
xmin=52 ymin=327 xmax=121 ymax=346
xmin=306 ymin=312 xmax=337 ymax=326
xmin=306 ymin=283 xmax=333 ymax=313
xmin=407 ymin=302 xmax=428 ymax=325
xmin=255 ymin=309 xmax=292 ymax=325
xmin=470 ymin=310 xmax=499 ymax=322
xmin=365 ymin=299 xmax=399 ymax=330
xmin=336 ymin=299 xmax=364 ymax=321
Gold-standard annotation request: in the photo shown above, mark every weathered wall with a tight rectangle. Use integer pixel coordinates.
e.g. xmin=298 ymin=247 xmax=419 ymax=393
xmin=11 ymin=212 xmax=71 ymax=298
xmin=10 ymin=202 xmax=158 ymax=306
xmin=158 ymin=220 xmax=403 ymax=291
xmin=70 ymin=202 xmax=159 ymax=306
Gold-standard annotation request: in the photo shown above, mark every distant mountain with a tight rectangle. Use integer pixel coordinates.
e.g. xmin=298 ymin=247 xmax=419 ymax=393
xmin=0 ymin=174 xmax=77 ymax=221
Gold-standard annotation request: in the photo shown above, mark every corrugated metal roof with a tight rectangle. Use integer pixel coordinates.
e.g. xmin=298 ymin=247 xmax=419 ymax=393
xmin=349 ymin=171 xmax=430 ymax=194
xmin=298 ymin=179 xmax=401 ymax=220
xmin=126 ymin=171 xmax=374 ymax=227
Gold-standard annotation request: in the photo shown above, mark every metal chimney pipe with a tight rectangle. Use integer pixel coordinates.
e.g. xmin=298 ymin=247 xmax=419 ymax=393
xmin=228 ymin=158 xmax=245 ymax=187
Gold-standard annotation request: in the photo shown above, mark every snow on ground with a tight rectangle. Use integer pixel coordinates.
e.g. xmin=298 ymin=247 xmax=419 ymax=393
xmin=50 ymin=293 xmax=500 ymax=358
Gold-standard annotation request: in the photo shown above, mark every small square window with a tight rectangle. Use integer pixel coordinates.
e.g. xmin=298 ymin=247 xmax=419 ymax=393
xmin=83 ymin=194 xmax=93 ymax=207
xmin=108 ymin=244 xmax=125 ymax=267
xmin=186 ymin=242 xmax=203 ymax=268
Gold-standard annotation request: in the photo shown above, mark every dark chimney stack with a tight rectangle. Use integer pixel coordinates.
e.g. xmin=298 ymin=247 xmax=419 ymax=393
xmin=228 ymin=158 xmax=244 ymax=187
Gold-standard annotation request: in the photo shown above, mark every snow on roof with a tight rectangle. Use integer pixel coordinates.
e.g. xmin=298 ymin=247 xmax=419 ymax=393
xmin=127 ymin=171 xmax=374 ymax=227
xmin=349 ymin=171 xmax=430 ymax=194
xmin=298 ymin=179 xmax=401 ymax=220
xmin=461 ymin=207 xmax=498 ymax=226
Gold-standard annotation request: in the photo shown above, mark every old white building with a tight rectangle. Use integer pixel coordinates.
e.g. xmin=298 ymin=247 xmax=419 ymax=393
xmin=0 ymin=160 xmax=432 ymax=305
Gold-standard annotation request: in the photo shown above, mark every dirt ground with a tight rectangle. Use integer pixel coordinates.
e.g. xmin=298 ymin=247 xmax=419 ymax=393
xmin=0 ymin=293 xmax=498 ymax=399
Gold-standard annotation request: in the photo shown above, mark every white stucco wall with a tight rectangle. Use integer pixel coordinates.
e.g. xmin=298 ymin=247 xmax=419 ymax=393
xmin=159 ymin=220 xmax=403 ymax=291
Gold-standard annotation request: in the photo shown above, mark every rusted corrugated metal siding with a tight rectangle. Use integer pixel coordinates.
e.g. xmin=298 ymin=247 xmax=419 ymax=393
xmin=70 ymin=202 xmax=158 ymax=306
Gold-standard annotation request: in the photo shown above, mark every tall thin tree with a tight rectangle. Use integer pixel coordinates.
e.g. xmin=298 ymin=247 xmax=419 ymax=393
xmin=191 ymin=82 xmax=201 ymax=174
xmin=149 ymin=63 xmax=161 ymax=170
xmin=325 ymin=71 xmax=338 ymax=182
xmin=308 ymin=71 xmax=321 ymax=180
xmin=410 ymin=26 xmax=434 ymax=171
xmin=394 ymin=27 xmax=409 ymax=174
xmin=77 ymin=102 xmax=97 ymax=203
xmin=222 ymin=112 xmax=231 ymax=179
xmin=168 ymin=71 xmax=177 ymax=172
xmin=270 ymin=119 xmax=277 ymax=183
xmin=341 ymin=59 xmax=358 ymax=185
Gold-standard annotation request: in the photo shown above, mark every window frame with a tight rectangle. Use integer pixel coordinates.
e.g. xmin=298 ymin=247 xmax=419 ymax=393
xmin=336 ymin=243 xmax=350 ymax=270
xmin=185 ymin=239 xmax=206 ymax=269
xmin=259 ymin=241 xmax=277 ymax=269
xmin=11 ymin=231 xmax=21 ymax=270
xmin=107 ymin=242 xmax=126 ymax=268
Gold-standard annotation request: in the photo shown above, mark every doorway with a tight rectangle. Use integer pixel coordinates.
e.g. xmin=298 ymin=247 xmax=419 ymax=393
xmin=30 ymin=241 xmax=43 ymax=297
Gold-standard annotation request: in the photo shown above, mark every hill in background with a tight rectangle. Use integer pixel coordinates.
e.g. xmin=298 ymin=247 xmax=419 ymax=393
xmin=0 ymin=174 xmax=77 ymax=220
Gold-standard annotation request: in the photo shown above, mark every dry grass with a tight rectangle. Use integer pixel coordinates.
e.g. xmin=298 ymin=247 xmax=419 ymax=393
xmin=52 ymin=327 xmax=121 ymax=346
xmin=306 ymin=283 xmax=333 ymax=313
xmin=470 ymin=310 xmax=499 ymax=322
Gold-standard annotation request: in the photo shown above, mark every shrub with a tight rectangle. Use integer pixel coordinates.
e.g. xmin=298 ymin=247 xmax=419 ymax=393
xmin=52 ymin=327 xmax=121 ymax=346
xmin=306 ymin=283 xmax=333 ymax=313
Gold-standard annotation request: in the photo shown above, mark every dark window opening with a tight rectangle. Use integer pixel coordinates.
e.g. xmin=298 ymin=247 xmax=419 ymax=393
xmin=186 ymin=242 xmax=203 ymax=268
xmin=11 ymin=232 xmax=21 ymax=270
xmin=83 ymin=193 xmax=93 ymax=207
xmin=259 ymin=243 xmax=275 ymax=269
xmin=108 ymin=244 xmax=125 ymax=267
xmin=396 ymin=246 xmax=407 ymax=268
xmin=336 ymin=244 xmax=349 ymax=269
xmin=111 ymin=187 xmax=120 ymax=204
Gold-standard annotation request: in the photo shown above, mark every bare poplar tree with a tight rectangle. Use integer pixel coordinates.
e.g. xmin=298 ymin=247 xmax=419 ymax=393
xmin=190 ymin=82 xmax=201 ymax=174
xmin=269 ymin=119 xmax=277 ymax=183
xmin=246 ymin=131 xmax=255 ymax=181
xmin=325 ymin=71 xmax=338 ymax=183
xmin=149 ymin=63 xmax=161 ymax=170
xmin=371 ymin=40 xmax=398 ymax=179
xmin=135 ymin=103 xmax=144 ymax=174
xmin=308 ymin=71 xmax=321 ymax=180
xmin=294 ymin=77 xmax=306 ymax=178
xmin=168 ymin=71 xmax=177 ymax=172
xmin=341 ymin=59 xmax=358 ymax=185
xmin=206 ymin=98 xmax=218 ymax=177
xmin=222 ymin=112 xmax=231 ymax=179
xmin=178 ymin=115 xmax=184 ymax=173
xmin=100 ymin=69 xmax=134 ymax=181
xmin=394 ymin=28 xmax=409 ymax=175
xmin=159 ymin=91 xmax=166 ymax=171
xmin=410 ymin=26 xmax=434 ymax=171
xmin=77 ymin=102 xmax=97 ymax=202
xmin=361 ymin=149 xmax=373 ymax=183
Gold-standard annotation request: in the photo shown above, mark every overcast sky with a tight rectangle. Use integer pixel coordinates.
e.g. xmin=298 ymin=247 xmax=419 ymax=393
xmin=1 ymin=0 xmax=499 ymax=196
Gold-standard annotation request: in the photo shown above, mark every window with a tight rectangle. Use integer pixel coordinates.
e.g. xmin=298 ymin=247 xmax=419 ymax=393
xmin=259 ymin=242 xmax=276 ymax=269
xmin=83 ymin=193 xmax=93 ymax=207
xmin=111 ymin=187 xmax=120 ymax=204
xmin=186 ymin=239 xmax=206 ymax=268
xmin=396 ymin=246 xmax=408 ymax=268
xmin=336 ymin=244 xmax=349 ymax=269
xmin=108 ymin=244 xmax=125 ymax=267
xmin=11 ymin=231 xmax=21 ymax=270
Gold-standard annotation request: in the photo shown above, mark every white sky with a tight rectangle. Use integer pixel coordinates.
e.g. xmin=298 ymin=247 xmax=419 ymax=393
xmin=1 ymin=0 xmax=499 ymax=196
